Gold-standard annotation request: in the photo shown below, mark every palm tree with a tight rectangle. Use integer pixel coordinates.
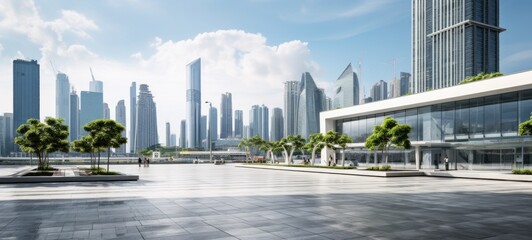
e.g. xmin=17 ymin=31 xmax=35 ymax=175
xmin=279 ymin=135 xmax=306 ymax=164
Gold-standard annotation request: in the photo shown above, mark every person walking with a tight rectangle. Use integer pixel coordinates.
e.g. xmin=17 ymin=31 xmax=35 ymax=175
xmin=147 ymin=158 xmax=150 ymax=167
xmin=138 ymin=157 xmax=142 ymax=167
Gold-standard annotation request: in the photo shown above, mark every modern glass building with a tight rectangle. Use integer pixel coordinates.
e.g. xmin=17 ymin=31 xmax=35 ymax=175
xmin=55 ymin=72 xmax=70 ymax=127
xmin=80 ymin=91 xmax=103 ymax=136
xmin=333 ymin=63 xmax=360 ymax=109
xmin=115 ymin=100 xmax=126 ymax=154
xmin=1 ymin=113 xmax=14 ymax=156
xmin=135 ymin=84 xmax=158 ymax=152
xmin=69 ymin=90 xmax=80 ymax=141
xmin=13 ymin=59 xmax=40 ymax=147
xmin=370 ymin=80 xmax=387 ymax=102
xmin=220 ymin=92 xmax=232 ymax=139
xmin=321 ymin=71 xmax=532 ymax=170
xmin=412 ymin=0 xmax=505 ymax=93
xmin=234 ymin=110 xmax=243 ymax=138
xmin=103 ymin=103 xmax=110 ymax=119
xmin=130 ymin=82 xmax=137 ymax=153
xmin=186 ymin=58 xmax=201 ymax=148
xmin=270 ymin=107 xmax=284 ymax=141
xmin=297 ymin=72 xmax=324 ymax=139
xmin=179 ymin=119 xmax=186 ymax=148
xmin=284 ymin=81 xmax=299 ymax=137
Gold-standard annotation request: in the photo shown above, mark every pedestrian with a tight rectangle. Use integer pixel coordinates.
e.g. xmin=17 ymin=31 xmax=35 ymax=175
xmin=138 ymin=157 xmax=142 ymax=167
xmin=328 ymin=155 xmax=333 ymax=166
xmin=144 ymin=157 xmax=147 ymax=167
xmin=147 ymin=158 xmax=150 ymax=167
xmin=444 ymin=156 xmax=449 ymax=171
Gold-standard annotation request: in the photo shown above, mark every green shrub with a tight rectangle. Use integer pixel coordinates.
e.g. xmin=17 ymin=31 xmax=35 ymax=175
xmin=244 ymin=163 xmax=355 ymax=169
xmin=512 ymin=169 xmax=532 ymax=175
xmin=459 ymin=72 xmax=503 ymax=84
xmin=366 ymin=165 xmax=392 ymax=171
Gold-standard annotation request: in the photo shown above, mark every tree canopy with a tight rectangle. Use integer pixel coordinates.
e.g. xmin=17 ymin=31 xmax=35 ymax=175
xmin=365 ymin=117 xmax=411 ymax=164
xmin=83 ymin=119 xmax=127 ymax=172
xmin=279 ymin=135 xmax=306 ymax=164
xmin=519 ymin=116 xmax=532 ymax=136
xmin=305 ymin=130 xmax=352 ymax=165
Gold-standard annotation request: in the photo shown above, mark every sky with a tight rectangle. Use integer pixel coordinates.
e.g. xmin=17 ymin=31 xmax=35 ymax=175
xmin=1 ymin=0 xmax=532 ymax=147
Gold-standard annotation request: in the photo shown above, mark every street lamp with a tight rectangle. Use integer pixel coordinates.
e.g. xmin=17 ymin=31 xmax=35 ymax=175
xmin=205 ymin=101 xmax=213 ymax=162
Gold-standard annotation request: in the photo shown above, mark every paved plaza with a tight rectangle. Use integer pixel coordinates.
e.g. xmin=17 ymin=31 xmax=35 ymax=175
xmin=0 ymin=164 xmax=531 ymax=240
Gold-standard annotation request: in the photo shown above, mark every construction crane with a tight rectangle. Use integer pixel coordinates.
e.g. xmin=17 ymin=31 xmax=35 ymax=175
xmin=50 ymin=60 xmax=58 ymax=74
xmin=90 ymin=67 xmax=96 ymax=81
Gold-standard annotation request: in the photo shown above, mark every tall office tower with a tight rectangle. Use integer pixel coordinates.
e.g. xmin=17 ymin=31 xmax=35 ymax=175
xmin=243 ymin=125 xmax=250 ymax=139
xmin=388 ymin=79 xmax=400 ymax=99
xmin=325 ymin=97 xmax=333 ymax=111
xmin=399 ymin=72 xmax=411 ymax=96
xmin=55 ymin=72 xmax=70 ymax=127
xmin=249 ymin=105 xmax=260 ymax=137
xmin=220 ymin=92 xmax=232 ymax=139
xmin=209 ymin=107 xmax=218 ymax=141
xmin=103 ymin=103 xmax=110 ymax=119
xmin=260 ymin=105 xmax=269 ymax=141
xmin=2 ymin=113 xmax=13 ymax=156
xmin=80 ymin=91 xmax=103 ymax=136
xmin=284 ymin=81 xmax=299 ymax=137
xmin=115 ymin=100 xmax=126 ymax=154
xmin=165 ymin=122 xmax=171 ymax=147
xmin=371 ymin=80 xmax=388 ymax=102
xmin=270 ymin=108 xmax=284 ymax=141
xmin=170 ymin=134 xmax=177 ymax=147
xmin=89 ymin=71 xmax=103 ymax=93
xmin=363 ymin=97 xmax=373 ymax=104
xmin=234 ymin=110 xmax=243 ymax=138
xmin=13 ymin=59 xmax=40 ymax=149
xmin=296 ymin=72 xmax=324 ymax=139
xmin=412 ymin=0 xmax=504 ymax=93
xmin=200 ymin=116 xmax=207 ymax=144
xmin=135 ymin=84 xmax=158 ymax=152
xmin=129 ymin=82 xmax=136 ymax=153
xmin=179 ymin=119 xmax=186 ymax=148
xmin=186 ymin=58 xmax=201 ymax=148
xmin=333 ymin=63 xmax=360 ymax=109
xmin=69 ymin=90 xmax=80 ymax=141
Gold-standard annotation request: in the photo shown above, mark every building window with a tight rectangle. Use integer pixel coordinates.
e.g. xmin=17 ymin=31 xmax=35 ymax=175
xmin=484 ymin=95 xmax=501 ymax=138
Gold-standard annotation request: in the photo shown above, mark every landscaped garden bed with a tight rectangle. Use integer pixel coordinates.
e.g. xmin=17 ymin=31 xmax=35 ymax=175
xmin=245 ymin=163 xmax=355 ymax=169
xmin=512 ymin=169 xmax=532 ymax=175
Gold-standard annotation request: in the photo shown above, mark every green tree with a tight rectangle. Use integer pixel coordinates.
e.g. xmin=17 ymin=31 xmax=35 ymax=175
xmin=238 ymin=138 xmax=252 ymax=161
xmin=72 ymin=135 xmax=97 ymax=168
xmin=305 ymin=131 xmax=352 ymax=166
xmin=519 ymin=116 xmax=532 ymax=136
xmin=259 ymin=140 xmax=282 ymax=164
xmin=15 ymin=118 xmax=70 ymax=170
xmin=84 ymin=119 xmax=127 ymax=172
xmin=365 ymin=117 xmax=412 ymax=165
xmin=279 ymin=135 xmax=306 ymax=164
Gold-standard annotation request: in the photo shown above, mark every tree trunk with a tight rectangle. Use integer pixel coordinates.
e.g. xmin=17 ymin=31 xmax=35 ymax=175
xmin=107 ymin=147 xmax=111 ymax=172
xmin=381 ymin=149 xmax=385 ymax=165
xmin=341 ymin=149 xmax=345 ymax=167
xmin=97 ymin=151 xmax=101 ymax=170
xmin=289 ymin=149 xmax=295 ymax=164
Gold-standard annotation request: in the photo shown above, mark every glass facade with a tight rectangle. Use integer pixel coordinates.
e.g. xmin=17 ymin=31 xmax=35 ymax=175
xmin=336 ymin=89 xmax=532 ymax=170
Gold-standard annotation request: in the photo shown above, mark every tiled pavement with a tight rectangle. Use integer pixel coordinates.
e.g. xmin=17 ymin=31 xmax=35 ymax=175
xmin=1 ymin=164 xmax=532 ymax=239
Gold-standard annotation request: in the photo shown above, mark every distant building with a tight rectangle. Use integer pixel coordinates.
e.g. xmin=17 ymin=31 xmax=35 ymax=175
xmin=186 ymin=58 xmax=202 ymax=148
xmin=284 ymin=81 xmax=299 ymax=137
xmin=326 ymin=97 xmax=333 ymax=111
xmin=363 ymin=97 xmax=373 ymax=104
xmin=115 ymin=100 xmax=126 ymax=154
xmin=179 ymin=119 xmax=186 ymax=148
xmin=170 ymin=134 xmax=177 ymax=147
xmin=89 ymin=79 xmax=103 ymax=93
xmin=103 ymin=103 xmax=110 ymax=119
xmin=80 ymin=91 xmax=103 ymax=136
xmin=270 ymin=108 xmax=284 ymax=141
xmin=260 ymin=105 xmax=269 ymax=141
xmin=243 ymin=125 xmax=250 ymax=139
xmin=249 ymin=105 xmax=269 ymax=139
xmin=220 ymin=92 xmax=232 ymax=139
xmin=234 ymin=110 xmax=243 ymax=138
xmin=134 ymin=84 xmax=158 ymax=152
xmin=70 ymin=90 xmax=80 ymax=141
xmin=371 ymin=80 xmax=388 ymax=102
xmin=165 ymin=122 xmax=171 ymax=147
xmin=209 ymin=107 xmax=218 ymax=141
xmin=55 ymin=72 xmax=70 ymax=127
xmin=130 ymin=82 xmax=137 ymax=153
xmin=13 ymin=59 xmax=40 ymax=150
xmin=388 ymin=79 xmax=400 ymax=99
xmin=200 ymin=115 xmax=207 ymax=145
xmin=1 ymin=113 xmax=14 ymax=156
xmin=297 ymin=72 xmax=324 ymax=139
xmin=400 ymin=72 xmax=411 ymax=96
xmin=333 ymin=63 xmax=360 ymax=109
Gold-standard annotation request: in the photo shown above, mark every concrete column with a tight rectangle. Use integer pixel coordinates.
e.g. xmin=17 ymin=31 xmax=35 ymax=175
xmin=415 ymin=146 xmax=420 ymax=170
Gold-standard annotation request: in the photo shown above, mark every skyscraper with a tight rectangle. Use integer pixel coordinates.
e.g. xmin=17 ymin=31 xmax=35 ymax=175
xmin=270 ymin=108 xmax=284 ymax=141
xmin=80 ymin=91 xmax=103 ymax=136
xmin=179 ymin=119 xmax=186 ymax=148
xmin=2 ymin=113 xmax=13 ymax=156
xmin=135 ymin=84 xmax=158 ymax=152
xmin=371 ymin=80 xmax=388 ymax=102
xmin=249 ymin=105 xmax=260 ymax=137
xmin=130 ymin=82 xmax=136 ymax=153
xmin=220 ymin=92 xmax=232 ymax=139
xmin=13 ymin=59 xmax=40 ymax=148
xmin=388 ymin=79 xmax=400 ymax=99
xmin=284 ymin=81 xmax=299 ymax=137
xmin=234 ymin=110 xmax=243 ymax=138
xmin=399 ymin=72 xmax=411 ymax=96
xmin=0 ymin=116 xmax=4 ymax=156
xmin=200 ymin=116 xmax=207 ymax=145
xmin=260 ymin=105 xmax=269 ymax=141
xmin=115 ymin=100 xmax=126 ymax=154
xmin=103 ymin=103 xmax=110 ymax=119
xmin=209 ymin=107 xmax=218 ymax=141
xmin=165 ymin=122 xmax=171 ymax=147
xmin=170 ymin=134 xmax=177 ymax=147
xmin=186 ymin=58 xmax=201 ymax=148
xmin=70 ymin=90 xmax=80 ymax=141
xmin=333 ymin=63 xmax=360 ymax=109
xmin=412 ymin=0 xmax=504 ymax=93
xmin=296 ymin=72 xmax=323 ymax=139
xmin=55 ymin=72 xmax=70 ymax=127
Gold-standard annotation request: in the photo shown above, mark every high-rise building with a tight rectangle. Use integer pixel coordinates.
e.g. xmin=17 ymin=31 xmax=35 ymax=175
xmin=296 ymin=72 xmax=324 ymax=139
xmin=179 ymin=119 xmax=186 ymax=148
xmin=55 ymin=72 xmax=70 ymax=127
xmin=209 ymin=107 xmax=218 ymax=141
xmin=325 ymin=97 xmax=333 ymax=111
xmin=115 ymin=100 xmax=126 ymax=154
xmin=399 ymin=72 xmax=411 ymax=96
xmin=2 ymin=113 xmax=14 ymax=156
xmin=129 ymin=82 xmax=136 ymax=153
xmin=70 ymin=90 xmax=80 ymax=141
xmin=165 ymin=122 xmax=171 ymax=147
xmin=170 ymin=134 xmax=177 ymax=147
xmin=234 ymin=110 xmax=243 ymax=138
xmin=186 ymin=58 xmax=201 ymax=148
xmin=270 ymin=108 xmax=284 ymax=141
xmin=103 ymin=103 xmax=110 ymax=119
xmin=135 ymin=84 xmax=158 ymax=152
xmin=89 ymin=79 xmax=103 ymax=93
xmin=412 ymin=0 xmax=504 ymax=93
xmin=220 ymin=92 xmax=232 ymax=139
xmin=80 ymin=91 xmax=103 ymax=136
xmin=243 ymin=125 xmax=250 ymax=139
xmin=388 ymin=79 xmax=400 ymax=99
xmin=284 ymin=81 xmax=299 ymax=137
xmin=249 ymin=105 xmax=260 ymax=137
xmin=333 ymin=63 xmax=360 ymax=109
xmin=200 ymin=116 xmax=207 ymax=145
xmin=371 ymin=80 xmax=388 ymax=102
xmin=13 ymin=59 xmax=40 ymax=148
xmin=260 ymin=105 xmax=269 ymax=141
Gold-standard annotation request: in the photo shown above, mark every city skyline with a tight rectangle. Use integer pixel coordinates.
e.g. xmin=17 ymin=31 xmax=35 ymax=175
xmin=1 ymin=0 xmax=532 ymax=141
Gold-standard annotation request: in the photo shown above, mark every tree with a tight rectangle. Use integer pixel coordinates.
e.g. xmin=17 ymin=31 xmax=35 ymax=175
xmin=72 ymin=135 xmax=97 ymax=168
xmin=305 ymin=131 xmax=352 ymax=166
xmin=84 ymin=119 xmax=127 ymax=172
xmin=238 ymin=138 xmax=252 ymax=161
xmin=365 ymin=117 xmax=411 ymax=165
xmin=259 ymin=140 xmax=282 ymax=164
xmin=519 ymin=116 xmax=532 ymax=137
xmin=15 ymin=118 xmax=70 ymax=170
xmin=279 ymin=135 xmax=306 ymax=164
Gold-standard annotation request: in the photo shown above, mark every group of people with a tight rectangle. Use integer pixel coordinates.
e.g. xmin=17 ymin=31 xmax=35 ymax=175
xmin=138 ymin=157 xmax=150 ymax=167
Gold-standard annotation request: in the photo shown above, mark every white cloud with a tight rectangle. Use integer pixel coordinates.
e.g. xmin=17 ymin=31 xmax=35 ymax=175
xmin=284 ymin=0 xmax=396 ymax=23
xmin=503 ymin=49 xmax=532 ymax=64
xmin=46 ymin=10 xmax=99 ymax=41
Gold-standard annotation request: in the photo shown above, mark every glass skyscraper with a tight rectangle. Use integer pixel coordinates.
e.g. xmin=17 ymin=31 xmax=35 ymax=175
xmin=115 ymin=100 xmax=126 ymax=154
xmin=371 ymin=80 xmax=388 ymax=102
xmin=284 ymin=81 xmax=299 ymax=137
xmin=234 ymin=110 xmax=243 ymax=138
xmin=186 ymin=58 xmax=201 ymax=148
xmin=69 ymin=90 xmax=80 ymax=141
xmin=333 ymin=63 xmax=360 ymax=109
xmin=412 ymin=0 xmax=504 ymax=93
xmin=296 ymin=72 xmax=324 ymax=139
xmin=270 ymin=107 xmax=284 ymax=142
xmin=209 ymin=107 xmax=218 ymax=141
xmin=135 ymin=84 xmax=158 ymax=152
xmin=179 ymin=119 xmax=186 ymax=148
xmin=80 ymin=91 xmax=103 ymax=136
xmin=13 ymin=59 xmax=40 ymax=148
xmin=55 ymin=72 xmax=70 ymax=127
xmin=220 ymin=92 xmax=232 ymax=139
xmin=130 ymin=82 xmax=136 ymax=153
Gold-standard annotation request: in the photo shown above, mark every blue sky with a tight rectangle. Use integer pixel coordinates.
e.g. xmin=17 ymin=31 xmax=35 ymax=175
xmin=1 ymin=0 xmax=532 ymax=144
